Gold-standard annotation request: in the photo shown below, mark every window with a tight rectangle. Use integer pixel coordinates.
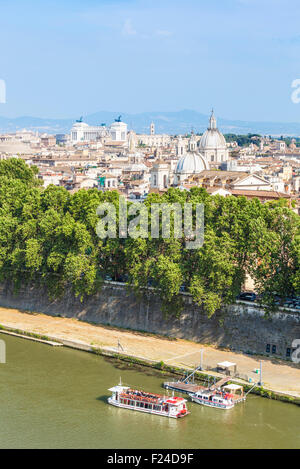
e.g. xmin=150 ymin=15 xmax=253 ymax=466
xmin=266 ymin=344 xmax=270 ymax=353
xmin=286 ymin=348 xmax=291 ymax=358
xmin=272 ymin=345 xmax=276 ymax=354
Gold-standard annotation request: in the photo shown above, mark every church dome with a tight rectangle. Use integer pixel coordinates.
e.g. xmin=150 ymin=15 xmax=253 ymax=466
xmin=199 ymin=129 xmax=226 ymax=149
xmin=176 ymin=151 xmax=208 ymax=174
xmin=199 ymin=110 xmax=226 ymax=150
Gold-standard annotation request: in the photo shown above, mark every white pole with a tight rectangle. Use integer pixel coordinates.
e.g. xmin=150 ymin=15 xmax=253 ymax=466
xmin=200 ymin=349 xmax=203 ymax=370
xmin=259 ymin=360 xmax=263 ymax=386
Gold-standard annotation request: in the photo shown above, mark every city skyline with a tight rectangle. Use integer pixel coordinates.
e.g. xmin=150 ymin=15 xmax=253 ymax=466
xmin=1 ymin=0 xmax=300 ymax=122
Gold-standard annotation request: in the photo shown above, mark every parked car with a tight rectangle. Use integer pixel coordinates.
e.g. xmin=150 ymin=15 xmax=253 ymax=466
xmin=238 ymin=292 xmax=257 ymax=302
xmin=115 ymin=274 xmax=128 ymax=283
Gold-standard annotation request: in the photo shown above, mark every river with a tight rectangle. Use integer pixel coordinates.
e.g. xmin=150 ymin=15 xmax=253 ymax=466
xmin=0 ymin=333 xmax=299 ymax=449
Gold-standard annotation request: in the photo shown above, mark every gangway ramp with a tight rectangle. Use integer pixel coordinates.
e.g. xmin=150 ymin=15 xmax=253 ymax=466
xmin=209 ymin=377 xmax=231 ymax=390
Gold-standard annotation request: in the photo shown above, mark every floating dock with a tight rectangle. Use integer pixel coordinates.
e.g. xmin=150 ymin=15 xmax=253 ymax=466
xmin=164 ymin=372 xmax=232 ymax=395
xmin=164 ymin=381 xmax=206 ymax=395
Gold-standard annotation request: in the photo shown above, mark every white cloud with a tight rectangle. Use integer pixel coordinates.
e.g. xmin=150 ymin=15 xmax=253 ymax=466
xmin=155 ymin=30 xmax=173 ymax=37
xmin=122 ymin=19 xmax=137 ymax=36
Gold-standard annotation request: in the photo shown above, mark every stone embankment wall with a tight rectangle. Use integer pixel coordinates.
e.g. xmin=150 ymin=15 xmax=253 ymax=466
xmin=0 ymin=282 xmax=299 ymax=359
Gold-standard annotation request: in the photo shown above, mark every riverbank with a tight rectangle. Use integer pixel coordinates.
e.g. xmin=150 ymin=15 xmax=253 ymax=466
xmin=0 ymin=306 xmax=300 ymax=404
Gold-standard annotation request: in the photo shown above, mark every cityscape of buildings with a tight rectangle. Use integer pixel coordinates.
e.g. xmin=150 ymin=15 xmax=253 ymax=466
xmin=0 ymin=110 xmax=300 ymax=213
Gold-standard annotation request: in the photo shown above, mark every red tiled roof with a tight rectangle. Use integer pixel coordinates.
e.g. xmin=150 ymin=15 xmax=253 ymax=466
xmin=230 ymin=189 xmax=290 ymax=198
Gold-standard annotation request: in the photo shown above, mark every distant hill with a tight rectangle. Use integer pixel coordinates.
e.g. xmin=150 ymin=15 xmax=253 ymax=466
xmin=1 ymin=110 xmax=300 ymax=136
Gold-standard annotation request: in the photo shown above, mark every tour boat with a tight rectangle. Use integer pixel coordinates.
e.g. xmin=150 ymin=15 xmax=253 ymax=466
xmin=108 ymin=384 xmax=189 ymax=418
xmin=189 ymin=384 xmax=245 ymax=410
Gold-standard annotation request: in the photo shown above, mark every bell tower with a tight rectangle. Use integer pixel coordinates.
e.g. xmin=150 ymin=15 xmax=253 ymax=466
xmin=189 ymin=132 xmax=197 ymax=151
xmin=176 ymin=136 xmax=185 ymax=156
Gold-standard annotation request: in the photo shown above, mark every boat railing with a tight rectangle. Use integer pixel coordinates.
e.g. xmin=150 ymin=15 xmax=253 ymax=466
xmin=119 ymin=392 xmax=164 ymax=405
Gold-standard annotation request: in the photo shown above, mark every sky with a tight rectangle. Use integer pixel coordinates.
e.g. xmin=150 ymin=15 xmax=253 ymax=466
xmin=1 ymin=0 xmax=300 ymax=122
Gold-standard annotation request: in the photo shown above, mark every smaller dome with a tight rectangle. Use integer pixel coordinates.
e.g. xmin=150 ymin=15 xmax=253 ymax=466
xmin=176 ymin=151 xmax=208 ymax=174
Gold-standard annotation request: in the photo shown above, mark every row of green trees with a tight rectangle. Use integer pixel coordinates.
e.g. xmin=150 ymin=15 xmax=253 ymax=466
xmin=0 ymin=158 xmax=299 ymax=317
xmin=224 ymin=133 xmax=261 ymax=147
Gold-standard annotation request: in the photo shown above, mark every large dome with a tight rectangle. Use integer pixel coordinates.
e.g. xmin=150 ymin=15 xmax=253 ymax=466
xmin=199 ymin=128 xmax=226 ymax=149
xmin=197 ymin=110 xmax=229 ymax=163
xmin=199 ymin=110 xmax=226 ymax=149
xmin=176 ymin=151 xmax=208 ymax=174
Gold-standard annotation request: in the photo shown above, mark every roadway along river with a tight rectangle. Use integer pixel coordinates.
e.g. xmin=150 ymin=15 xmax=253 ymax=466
xmin=0 ymin=333 xmax=299 ymax=449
